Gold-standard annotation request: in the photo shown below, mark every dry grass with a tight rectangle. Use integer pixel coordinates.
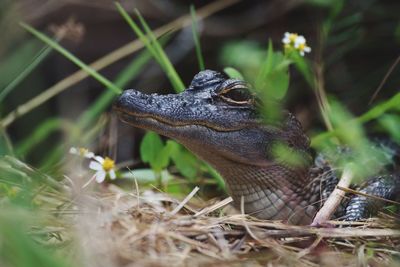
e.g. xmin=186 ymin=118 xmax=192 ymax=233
xmin=37 ymin=180 xmax=400 ymax=267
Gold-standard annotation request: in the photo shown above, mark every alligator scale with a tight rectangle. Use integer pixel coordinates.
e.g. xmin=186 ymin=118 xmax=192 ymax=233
xmin=114 ymin=70 xmax=400 ymax=224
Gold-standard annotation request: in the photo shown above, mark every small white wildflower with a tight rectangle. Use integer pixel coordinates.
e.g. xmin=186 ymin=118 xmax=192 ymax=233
xmin=89 ymin=156 xmax=116 ymax=183
xmin=294 ymin=35 xmax=306 ymax=45
xmin=282 ymin=32 xmax=311 ymax=57
xmin=69 ymin=147 xmax=95 ymax=158
xmin=282 ymin=32 xmax=298 ymax=45
xmin=295 ymin=42 xmax=311 ymax=56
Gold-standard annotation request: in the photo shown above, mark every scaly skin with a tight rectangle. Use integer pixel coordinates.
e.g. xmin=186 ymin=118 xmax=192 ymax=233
xmin=114 ymin=70 xmax=400 ymax=224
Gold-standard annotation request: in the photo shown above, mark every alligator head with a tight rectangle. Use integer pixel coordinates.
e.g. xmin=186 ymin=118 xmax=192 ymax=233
xmin=114 ymin=70 xmax=314 ymax=223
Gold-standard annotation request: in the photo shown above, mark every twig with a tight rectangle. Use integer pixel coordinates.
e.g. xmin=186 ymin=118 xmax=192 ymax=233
xmin=296 ymin=236 xmax=322 ymax=259
xmin=194 ymin=196 xmax=233 ymax=217
xmin=166 ymin=231 xmax=216 ymax=251
xmin=240 ymin=196 xmax=262 ymax=242
xmin=170 ymin=186 xmax=199 ymax=216
xmin=127 ymin=167 xmax=140 ymax=208
xmin=369 ymin=54 xmax=400 ymax=105
xmin=311 ymin=166 xmax=353 ymax=226
xmin=314 ymin=228 xmax=400 ymax=238
xmin=337 ymin=186 xmax=400 ymax=205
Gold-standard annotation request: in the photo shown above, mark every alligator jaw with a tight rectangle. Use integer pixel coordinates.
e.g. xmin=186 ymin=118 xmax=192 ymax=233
xmin=114 ymin=105 xmax=247 ymax=133
xmin=114 ymin=88 xmax=259 ymax=133
xmin=114 ymin=106 xmax=210 ymax=138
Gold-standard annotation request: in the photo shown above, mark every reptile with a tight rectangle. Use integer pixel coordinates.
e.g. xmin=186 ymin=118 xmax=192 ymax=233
xmin=114 ymin=70 xmax=400 ymax=224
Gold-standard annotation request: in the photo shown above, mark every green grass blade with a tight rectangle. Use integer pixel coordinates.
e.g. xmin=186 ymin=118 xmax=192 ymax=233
xmin=190 ymin=5 xmax=205 ymax=71
xmin=20 ymin=23 xmax=121 ymax=94
xmin=78 ymin=49 xmax=153 ymax=128
xmin=134 ymin=9 xmax=185 ymax=92
xmin=116 ymin=3 xmax=185 ymax=92
xmin=255 ymin=40 xmax=274 ymax=88
xmin=15 ymin=118 xmax=77 ymax=157
xmin=357 ymin=92 xmax=400 ymax=123
xmin=115 ymin=3 xmax=161 ymax=63
xmin=0 ymin=128 xmax=14 ymax=156
xmin=0 ymin=45 xmax=52 ymax=102
xmin=204 ymin=163 xmax=226 ymax=190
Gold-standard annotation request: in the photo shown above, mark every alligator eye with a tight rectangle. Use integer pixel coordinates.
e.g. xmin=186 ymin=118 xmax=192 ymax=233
xmin=219 ymin=87 xmax=254 ymax=104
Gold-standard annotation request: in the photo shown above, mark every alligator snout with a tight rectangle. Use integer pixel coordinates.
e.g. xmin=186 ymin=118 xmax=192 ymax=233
xmin=114 ymin=89 xmax=158 ymax=116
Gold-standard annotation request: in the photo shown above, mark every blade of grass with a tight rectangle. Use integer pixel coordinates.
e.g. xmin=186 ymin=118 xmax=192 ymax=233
xmin=0 ymin=0 xmax=239 ymax=128
xmin=0 ymin=45 xmax=53 ymax=102
xmin=115 ymin=3 xmax=161 ymax=62
xmin=134 ymin=9 xmax=185 ymax=92
xmin=20 ymin=23 xmax=121 ymax=94
xmin=15 ymin=118 xmax=78 ymax=157
xmin=204 ymin=163 xmax=225 ymax=190
xmin=190 ymin=5 xmax=205 ymax=71
xmin=0 ymin=128 xmax=14 ymax=156
xmin=39 ymin=116 xmax=108 ymax=170
xmin=77 ymin=48 xmax=153 ymax=128
xmin=255 ymin=40 xmax=274 ymax=87
xmin=369 ymin=55 xmax=400 ymax=105
xmin=116 ymin=3 xmax=185 ymax=92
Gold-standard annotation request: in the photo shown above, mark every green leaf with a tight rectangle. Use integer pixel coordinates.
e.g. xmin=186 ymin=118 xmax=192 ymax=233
xmin=223 ymin=67 xmax=244 ymax=80
xmin=256 ymin=40 xmax=274 ymax=87
xmin=312 ymin=92 xmax=400 ymax=147
xmin=379 ymin=114 xmax=400 ymax=143
xmin=140 ymin=132 xmax=171 ymax=172
xmin=167 ymin=140 xmax=198 ymax=180
xmin=264 ymin=69 xmax=289 ymax=100
xmin=204 ymin=163 xmax=226 ymax=190
xmin=256 ymin=43 xmax=290 ymax=100
xmin=121 ymin=168 xmax=172 ymax=183
xmin=155 ymin=142 xmax=172 ymax=171
xmin=140 ymin=132 xmax=164 ymax=165
xmin=291 ymin=52 xmax=314 ymax=87
xmin=140 ymin=131 xmax=163 ymax=164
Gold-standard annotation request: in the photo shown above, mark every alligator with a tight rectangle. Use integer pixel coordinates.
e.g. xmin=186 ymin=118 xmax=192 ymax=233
xmin=114 ymin=70 xmax=400 ymax=224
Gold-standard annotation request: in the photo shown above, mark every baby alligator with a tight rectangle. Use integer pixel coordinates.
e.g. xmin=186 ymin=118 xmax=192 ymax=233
xmin=114 ymin=70 xmax=400 ymax=224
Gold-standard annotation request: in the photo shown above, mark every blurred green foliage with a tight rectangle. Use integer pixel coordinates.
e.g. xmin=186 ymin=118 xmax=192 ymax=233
xmin=0 ymin=156 xmax=76 ymax=267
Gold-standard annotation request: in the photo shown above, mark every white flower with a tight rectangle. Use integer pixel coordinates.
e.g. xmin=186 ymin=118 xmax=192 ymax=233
xmin=294 ymin=41 xmax=311 ymax=56
xmin=69 ymin=147 xmax=95 ymax=158
xmin=294 ymin=35 xmax=306 ymax=45
xmin=282 ymin=32 xmax=298 ymax=44
xmin=89 ymin=156 xmax=116 ymax=183
xmin=282 ymin=32 xmax=311 ymax=57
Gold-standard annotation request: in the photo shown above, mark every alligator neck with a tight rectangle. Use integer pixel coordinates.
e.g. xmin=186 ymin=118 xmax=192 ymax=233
xmin=209 ymin=157 xmax=319 ymax=224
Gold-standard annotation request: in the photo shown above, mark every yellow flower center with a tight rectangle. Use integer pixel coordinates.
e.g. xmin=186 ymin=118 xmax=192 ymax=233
xmin=79 ymin=147 xmax=89 ymax=156
xmin=102 ymin=157 xmax=115 ymax=172
xmin=297 ymin=43 xmax=306 ymax=51
xmin=288 ymin=33 xmax=298 ymax=43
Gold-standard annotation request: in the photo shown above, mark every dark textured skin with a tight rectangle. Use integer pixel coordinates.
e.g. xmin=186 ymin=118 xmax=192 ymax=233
xmin=114 ymin=70 xmax=400 ymax=224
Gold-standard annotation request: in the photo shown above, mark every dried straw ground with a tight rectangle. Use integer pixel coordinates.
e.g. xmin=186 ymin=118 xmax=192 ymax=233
xmin=58 ymin=183 xmax=400 ymax=267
